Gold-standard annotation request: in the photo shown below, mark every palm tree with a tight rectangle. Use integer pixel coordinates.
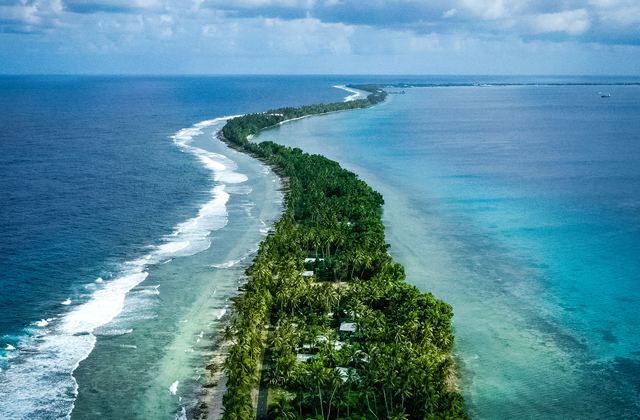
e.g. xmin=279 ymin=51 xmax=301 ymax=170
xmin=269 ymin=396 xmax=296 ymax=420
xmin=307 ymin=360 xmax=329 ymax=419
xmin=223 ymin=325 xmax=235 ymax=343
xmin=325 ymin=375 xmax=342 ymax=420
xmin=359 ymin=252 xmax=373 ymax=278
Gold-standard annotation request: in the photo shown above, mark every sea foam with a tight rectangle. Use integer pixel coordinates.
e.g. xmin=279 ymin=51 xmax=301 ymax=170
xmin=210 ymin=259 xmax=243 ymax=269
xmin=174 ymin=406 xmax=187 ymax=420
xmin=169 ymin=380 xmax=179 ymax=395
xmin=214 ymin=309 xmax=227 ymax=320
xmin=333 ymin=85 xmax=368 ymax=102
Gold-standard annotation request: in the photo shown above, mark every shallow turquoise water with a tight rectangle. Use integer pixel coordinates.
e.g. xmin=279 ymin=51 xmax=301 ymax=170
xmin=258 ymin=85 xmax=640 ymax=419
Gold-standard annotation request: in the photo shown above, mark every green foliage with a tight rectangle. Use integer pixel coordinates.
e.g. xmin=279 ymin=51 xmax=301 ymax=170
xmin=222 ymin=89 xmax=386 ymax=150
xmin=219 ymin=88 xmax=468 ymax=420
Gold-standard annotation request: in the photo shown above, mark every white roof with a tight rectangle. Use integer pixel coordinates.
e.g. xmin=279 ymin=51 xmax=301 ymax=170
xmin=353 ymin=350 xmax=369 ymax=363
xmin=304 ymin=258 xmax=324 ymax=262
xmin=339 ymin=322 xmax=356 ymax=332
xmin=336 ymin=367 xmax=349 ymax=381
xmin=297 ymin=354 xmax=315 ymax=362
xmin=302 ymin=271 xmax=314 ymax=277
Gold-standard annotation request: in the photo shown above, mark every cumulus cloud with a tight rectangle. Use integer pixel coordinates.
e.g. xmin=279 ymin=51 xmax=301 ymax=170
xmin=206 ymin=0 xmax=315 ymax=7
xmin=199 ymin=0 xmax=454 ymax=27
xmin=0 ymin=4 xmax=41 ymax=24
xmin=531 ymin=9 xmax=590 ymax=34
xmin=451 ymin=0 xmax=639 ymax=44
xmin=1 ymin=0 xmax=639 ymax=74
xmin=0 ymin=0 xmax=64 ymax=32
xmin=590 ymin=0 xmax=640 ymax=26
xmin=195 ymin=15 xmax=354 ymax=56
xmin=443 ymin=8 xmax=457 ymax=18
xmin=458 ymin=0 xmax=529 ymax=20
xmin=260 ymin=16 xmax=353 ymax=54
xmin=3 ymin=0 xmax=636 ymax=45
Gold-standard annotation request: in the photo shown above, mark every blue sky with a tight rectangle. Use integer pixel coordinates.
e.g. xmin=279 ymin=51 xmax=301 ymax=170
xmin=1 ymin=0 xmax=639 ymax=74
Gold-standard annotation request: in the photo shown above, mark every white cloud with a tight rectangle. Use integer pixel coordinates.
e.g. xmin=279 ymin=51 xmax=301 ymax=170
xmin=0 ymin=4 xmax=41 ymax=24
xmin=345 ymin=25 xmax=444 ymax=56
xmin=205 ymin=0 xmax=314 ymax=8
xmin=74 ymin=0 xmax=162 ymax=9
xmin=589 ymin=0 xmax=640 ymax=25
xmin=258 ymin=16 xmax=353 ymax=54
xmin=407 ymin=32 xmax=441 ymax=52
xmin=1 ymin=0 xmax=639 ymax=74
xmin=531 ymin=9 xmax=590 ymax=34
xmin=443 ymin=8 xmax=457 ymax=18
xmin=0 ymin=0 xmax=65 ymax=31
xmin=50 ymin=0 xmax=63 ymax=14
xmin=62 ymin=0 xmax=165 ymax=13
xmin=460 ymin=0 xmax=528 ymax=20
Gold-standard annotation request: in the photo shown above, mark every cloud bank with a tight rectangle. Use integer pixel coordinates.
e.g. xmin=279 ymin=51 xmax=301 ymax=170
xmin=0 ymin=0 xmax=638 ymax=74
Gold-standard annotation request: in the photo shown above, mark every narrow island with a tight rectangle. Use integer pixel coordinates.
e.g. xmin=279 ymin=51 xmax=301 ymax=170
xmin=205 ymin=87 xmax=469 ymax=420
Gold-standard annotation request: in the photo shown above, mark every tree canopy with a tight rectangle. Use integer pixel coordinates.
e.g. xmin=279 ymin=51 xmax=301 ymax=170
xmin=218 ymin=89 xmax=468 ymax=420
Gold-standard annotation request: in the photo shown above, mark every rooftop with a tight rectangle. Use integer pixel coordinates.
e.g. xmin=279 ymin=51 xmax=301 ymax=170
xmin=339 ymin=322 xmax=356 ymax=332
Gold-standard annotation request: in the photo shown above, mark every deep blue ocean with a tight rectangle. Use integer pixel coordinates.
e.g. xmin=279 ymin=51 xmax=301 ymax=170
xmin=1 ymin=75 xmax=640 ymax=419
xmin=0 ymin=76 xmax=353 ymax=419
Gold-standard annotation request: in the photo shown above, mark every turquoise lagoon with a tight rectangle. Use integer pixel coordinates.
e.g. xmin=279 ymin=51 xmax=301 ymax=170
xmin=258 ymin=84 xmax=640 ymax=419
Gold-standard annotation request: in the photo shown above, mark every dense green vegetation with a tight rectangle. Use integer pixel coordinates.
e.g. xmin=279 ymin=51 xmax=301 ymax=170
xmin=221 ymin=88 xmax=385 ymax=150
xmin=219 ymin=90 xmax=468 ymax=420
xmin=349 ymin=82 xmax=640 ymax=89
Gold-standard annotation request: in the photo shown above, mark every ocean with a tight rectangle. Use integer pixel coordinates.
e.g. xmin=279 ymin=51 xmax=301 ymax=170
xmin=1 ymin=75 xmax=639 ymax=419
xmin=0 ymin=76 xmax=349 ymax=419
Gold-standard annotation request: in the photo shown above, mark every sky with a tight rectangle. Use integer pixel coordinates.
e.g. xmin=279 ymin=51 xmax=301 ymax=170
xmin=0 ymin=0 xmax=639 ymax=75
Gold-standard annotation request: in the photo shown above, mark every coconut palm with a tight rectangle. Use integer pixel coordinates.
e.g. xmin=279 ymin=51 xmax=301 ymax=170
xmin=307 ymin=360 xmax=330 ymax=419
xmin=269 ymin=396 xmax=296 ymax=420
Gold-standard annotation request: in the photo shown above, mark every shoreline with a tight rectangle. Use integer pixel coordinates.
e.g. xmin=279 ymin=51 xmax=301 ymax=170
xmin=332 ymin=85 xmax=369 ymax=101
xmin=192 ymin=339 xmax=230 ymax=420
xmin=195 ymin=92 xmax=383 ymax=419
xmin=195 ymin=132 xmax=289 ymax=420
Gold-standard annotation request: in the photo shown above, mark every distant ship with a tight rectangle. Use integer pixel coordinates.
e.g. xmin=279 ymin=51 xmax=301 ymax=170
xmin=598 ymin=92 xmax=611 ymax=98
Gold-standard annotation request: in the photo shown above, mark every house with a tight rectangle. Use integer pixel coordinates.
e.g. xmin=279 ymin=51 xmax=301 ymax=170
xmin=296 ymin=354 xmax=315 ymax=362
xmin=336 ymin=367 xmax=349 ymax=382
xmin=339 ymin=322 xmax=356 ymax=333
